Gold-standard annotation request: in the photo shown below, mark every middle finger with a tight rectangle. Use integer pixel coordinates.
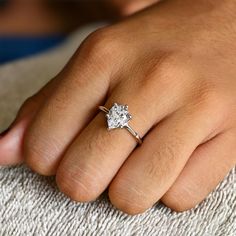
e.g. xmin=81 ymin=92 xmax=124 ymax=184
xmin=24 ymin=52 xmax=110 ymax=175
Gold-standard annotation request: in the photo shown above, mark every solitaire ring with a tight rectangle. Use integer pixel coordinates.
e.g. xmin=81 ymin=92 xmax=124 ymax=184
xmin=99 ymin=103 xmax=142 ymax=145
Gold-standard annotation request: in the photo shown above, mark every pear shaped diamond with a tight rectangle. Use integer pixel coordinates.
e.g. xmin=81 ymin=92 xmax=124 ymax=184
xmin=106 ymin=103 xmax=131 ymax=129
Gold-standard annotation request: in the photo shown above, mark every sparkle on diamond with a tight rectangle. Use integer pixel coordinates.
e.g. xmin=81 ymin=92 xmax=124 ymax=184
xmin=106 ymin=103 xmax=131 ymax=129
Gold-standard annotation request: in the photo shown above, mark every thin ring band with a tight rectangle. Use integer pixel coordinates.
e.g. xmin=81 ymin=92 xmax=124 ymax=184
xmin=99 ymin=104 xmax=143 ymax=145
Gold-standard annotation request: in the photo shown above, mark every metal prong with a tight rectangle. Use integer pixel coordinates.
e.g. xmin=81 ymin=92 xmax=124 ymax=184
xmin=125 ymin=124 xmax=142 ymax=145
xmin=99 ymin=106 xmax=109 ymax=114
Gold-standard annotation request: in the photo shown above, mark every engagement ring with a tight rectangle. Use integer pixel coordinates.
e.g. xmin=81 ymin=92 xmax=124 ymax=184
xmin=99 ymin=103 xmax=142 ymax=145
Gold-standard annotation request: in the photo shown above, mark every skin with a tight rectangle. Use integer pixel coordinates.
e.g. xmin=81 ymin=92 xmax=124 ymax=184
xmin=1 ymin=0 xmax=236 ymax=215
xmin=0 ymin=0 xmax=158 ymax=35
xmin=0 ymin=0 xmax=108 ymax=35
xmin=107 ymin=0 xmax=161 ymax=16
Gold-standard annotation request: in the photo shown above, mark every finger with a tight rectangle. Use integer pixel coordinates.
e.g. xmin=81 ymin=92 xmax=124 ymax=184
xmin=56 ymin=72 xmax=185 ymax=203
xmin=109 ymin=0 xmax=160 ymax=16
xmin=24 ymin=35 xmax=111 ymax=176
xmin=161 ymin=130 xmax=236 ymax=212
xmin=121 ymin=0 xmax=160 ymax=15
xmin=108 ymin=103 xmax=224 ymax=215
xmin=0 ymin=76 xmax=59 ymax=165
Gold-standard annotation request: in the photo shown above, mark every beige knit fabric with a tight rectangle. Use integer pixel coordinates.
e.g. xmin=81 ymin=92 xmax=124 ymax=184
xmin=0 ymin=24 xmax=235 ymax=236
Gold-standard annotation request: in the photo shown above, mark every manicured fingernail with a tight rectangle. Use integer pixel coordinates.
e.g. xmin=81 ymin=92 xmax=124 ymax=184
xmin=0 ymin=128 xmax=10 ymax=137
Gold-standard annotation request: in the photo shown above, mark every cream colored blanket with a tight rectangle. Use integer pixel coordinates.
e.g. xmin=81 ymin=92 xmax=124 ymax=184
xmin=0 ymin=24 xmax=235 ymax=236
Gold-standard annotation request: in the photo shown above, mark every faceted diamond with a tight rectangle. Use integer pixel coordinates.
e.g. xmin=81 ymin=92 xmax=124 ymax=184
xmin=106 ymin=103 xmax=131 ymax=129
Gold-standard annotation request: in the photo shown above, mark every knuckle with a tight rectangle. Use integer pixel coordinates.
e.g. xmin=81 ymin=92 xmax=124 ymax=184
xmin=193 ymin=84 xmax=229 ymax=124
xmin=24 ymin=131 xmax=60 ymax=176
xmin=145 ymin=155 xmax=163 ymax=180
xmin=142 ymin=54 xmax=173 ymax=84
xmin=195 ymin=80 xmax=226 ymax=109
xmin=22 ymin=96 xmax=36 ymax=108
xmin=140 ymin=53 xmax=191 ymax=91
xmin=43 ymin=88 xmax=71 ymax=112
xmin=198 ymin=86 xmax=222 ymax=109
xmin=17 ymin=95 xmax=39 ymax=118
xmin=56 ymin=166 xmax=100 ymax=202
xmin=82 ymin=129 xmax=117 ymax=160
xmin=79 ymin=27 xmax=121 ymax=64
xmin=157 ymin=54 xmax=189 ymax=81
xmin=145 ymin=140 xmax=183 ymax=180
xmin=87 ymin=133 xmax=107 ymax=156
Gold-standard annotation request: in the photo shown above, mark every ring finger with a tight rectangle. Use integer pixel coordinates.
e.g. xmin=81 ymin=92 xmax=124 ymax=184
xmin=56 ymin=75 xmax=184 ymax=202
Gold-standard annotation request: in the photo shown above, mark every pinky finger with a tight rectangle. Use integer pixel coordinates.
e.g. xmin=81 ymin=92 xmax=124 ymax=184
xmin=161 ymin=130 xmax=236 ymax=212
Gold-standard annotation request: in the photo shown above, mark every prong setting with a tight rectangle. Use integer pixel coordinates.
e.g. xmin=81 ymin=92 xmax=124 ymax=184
xmin=106 ymin=103 xmax=132 ymax=129
xmin=99 ymin=103 xmax=142 ymax=144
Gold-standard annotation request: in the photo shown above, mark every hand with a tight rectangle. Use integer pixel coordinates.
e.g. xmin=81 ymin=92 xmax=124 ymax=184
xmin=1 ymin=0 xmax=236 ymax=215
xmin=106 ymin=0 xmax=161 ymax=16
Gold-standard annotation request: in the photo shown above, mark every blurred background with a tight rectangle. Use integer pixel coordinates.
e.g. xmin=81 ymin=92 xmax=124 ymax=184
xmin=0 ymin=0 xmax=115 ymax=64
xmin=0 ymin=0 xmax=160 ymax=64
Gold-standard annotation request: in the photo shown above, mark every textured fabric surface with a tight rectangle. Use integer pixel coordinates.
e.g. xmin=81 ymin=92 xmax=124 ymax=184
xmin=0 ymin=23 xmax=235 ymax=236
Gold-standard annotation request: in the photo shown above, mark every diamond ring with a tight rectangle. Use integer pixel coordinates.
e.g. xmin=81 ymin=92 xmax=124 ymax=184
xmin=99 ymin=103 xmax=142 ymax=145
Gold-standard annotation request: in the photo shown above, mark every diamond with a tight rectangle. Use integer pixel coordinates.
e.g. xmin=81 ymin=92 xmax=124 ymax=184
xmin=106 ymin=103 xmax=131 ymax=129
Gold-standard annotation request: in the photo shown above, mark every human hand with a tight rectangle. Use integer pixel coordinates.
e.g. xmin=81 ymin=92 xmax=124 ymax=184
xmin=106 ymin=0 xmax=161 ymax=16
xmin=1 ymin=0 xmax=236 ymax=215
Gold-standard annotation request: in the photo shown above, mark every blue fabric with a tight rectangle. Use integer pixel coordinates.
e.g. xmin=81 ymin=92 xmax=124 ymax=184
xmin=0 ymin=35 xmax=66 ymax=64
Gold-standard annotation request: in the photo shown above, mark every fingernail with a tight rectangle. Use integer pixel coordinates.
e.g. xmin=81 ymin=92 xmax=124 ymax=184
xmin=0 ymin=128 xmax=10 ymax=137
